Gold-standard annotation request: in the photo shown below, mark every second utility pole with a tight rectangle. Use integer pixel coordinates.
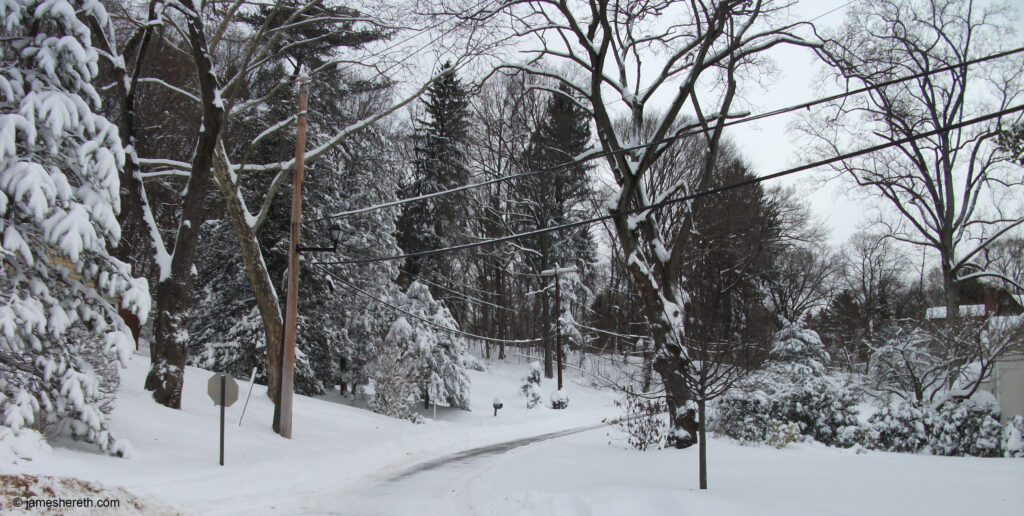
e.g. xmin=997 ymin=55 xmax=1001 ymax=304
xmin=540 ymin=265 xmax=577 ymax=390
xmin=274 ymin=77 xmax=309 ymax=438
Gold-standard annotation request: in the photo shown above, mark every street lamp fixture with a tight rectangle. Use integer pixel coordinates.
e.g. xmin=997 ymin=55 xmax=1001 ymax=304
xmin=297 ymin=222 xmax=341 ymax=253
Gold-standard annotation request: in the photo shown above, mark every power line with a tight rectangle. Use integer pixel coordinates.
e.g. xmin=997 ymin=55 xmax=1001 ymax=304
xmin=808 ymin=0 xmax=857 ymax=22
xmin=314 ymin=264 xmax=542 ymax=345
xmin=411 ymin=273 xmax=515 ymax=313
xmin=307 ymin=46 xmax=1024 ymax=223
xmin=311 ymin=103 xmax=1024 ymax=266
xmin=571 ymin=321 xmax=650 ymax=341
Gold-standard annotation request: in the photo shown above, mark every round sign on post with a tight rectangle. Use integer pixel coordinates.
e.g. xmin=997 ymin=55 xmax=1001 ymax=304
xmin=208 ymin=373 xmax=239 ymax=466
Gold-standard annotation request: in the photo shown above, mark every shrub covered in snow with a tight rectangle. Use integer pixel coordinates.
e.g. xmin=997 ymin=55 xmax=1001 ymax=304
xmin=1003 ymin=415 xmax=1024 ymax=458
xmin=712 ymin=321 xmax=861 ymax=447
xmin=931 ymin=397 xmax=1003 ymax=457
xmin=771 ymin=376 xmax=862 ymax=447
xmin=867 ymin=395 xmax=1007 ymax=457
xmin=520 ymin=361 xmax=543 ymax=408
xmin=713 ymin=391 xmax=772 ymax=443
xmin=765 ymin=421 xmax=802 ymax=449
xmin=550 ymin=389 xmax=569 ymax=409
xmin=867 ymin=401 xmax=935 ymax=453
xmin=0 ymin=0 xmax=149 ymax=456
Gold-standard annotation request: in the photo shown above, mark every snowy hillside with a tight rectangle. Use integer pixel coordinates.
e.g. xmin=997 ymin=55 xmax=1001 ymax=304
xmin=1 ymin=354 xmax=618 ymax=514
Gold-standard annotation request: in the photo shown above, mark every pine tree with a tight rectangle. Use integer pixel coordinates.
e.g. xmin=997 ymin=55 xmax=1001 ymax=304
xmin=512 ymin=85 xmax=594 ymax=377
xmin=396 ymin=62 xmax=472 ymax=318
xmin=370 ymin=317 xmax=422 ymax=422
xmin=395 ymin=282 xmax=470 ymax=410
xmin=0 ymin=0 xmax=149 ymax=455
xmin=769 ymin=318 xmax=831 ymax=377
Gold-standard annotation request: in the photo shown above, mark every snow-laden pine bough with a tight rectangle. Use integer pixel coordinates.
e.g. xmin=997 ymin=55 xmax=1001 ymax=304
xmin=1 ymin=0 xmax=150 ymax=455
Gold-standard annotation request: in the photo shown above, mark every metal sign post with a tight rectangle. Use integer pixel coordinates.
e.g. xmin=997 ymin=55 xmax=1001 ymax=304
xmin=239 ymin=367 xmax=257 ymax=426
xmin=208 ymin=373 xmax=239 ymax=465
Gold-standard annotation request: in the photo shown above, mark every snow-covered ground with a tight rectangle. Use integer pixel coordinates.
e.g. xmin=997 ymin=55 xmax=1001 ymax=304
xmin=2 ymin=354 xmax=1022 ymax=515
xmin=1 ymin=354 xmax=618 ymax=514
xmin=362 ymin=429 xmax=1024 ymax=516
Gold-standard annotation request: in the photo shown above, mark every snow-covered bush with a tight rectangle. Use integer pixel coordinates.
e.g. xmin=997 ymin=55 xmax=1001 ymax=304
xmin=712 ymin=391 xmax=772 ymax=443
xmin=520 ymin=361 xmax=543 ymax=409
xmin=0 ymin=0 xmax=149 ymax=456
xmin=931 ymin=397 xmax=1003 ymax=457
xmin=712 ymin=321 xmax=861 ymax=447
xmin=550 ymin=389 xmax=569 ymax=409
xmin=1003 ymin=415 xmax=1024 ymax=458
xmin=369 ymin=317 xmax=421 ymax=423
xmin=610 ymin=396 xmax=666 ymax=451
xmin=765 ymin=421 xmax=802 ymax=449
xmin=867 ymin=396 xmax=1006 ymax=457
xmin=771 ymin=375 xmax=861 ymax=447
xmin=397 ymin=282 xmax=470 ymax=410
xmin=867 ymin=401 xmax=934 ymax=453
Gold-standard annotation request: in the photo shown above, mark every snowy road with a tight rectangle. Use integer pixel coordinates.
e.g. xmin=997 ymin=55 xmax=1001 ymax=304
xmin=315 ymin=422 xmax=608 ymax=515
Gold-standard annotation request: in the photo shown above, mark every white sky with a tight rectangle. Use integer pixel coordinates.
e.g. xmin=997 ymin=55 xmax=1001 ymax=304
xmin=724 ymin=0 xmax=1024 ymax=247
xmin=725 ymin=0 xmax=865 ymax=246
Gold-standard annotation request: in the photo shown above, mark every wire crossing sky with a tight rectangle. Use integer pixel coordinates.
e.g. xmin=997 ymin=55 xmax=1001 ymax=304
xmin=306 ymin=46 xmax=1024 ymax=224
xmin=310 ymin=103 xmax=1024 ymax=266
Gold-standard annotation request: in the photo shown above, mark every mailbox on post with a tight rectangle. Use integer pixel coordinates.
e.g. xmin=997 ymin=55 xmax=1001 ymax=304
xmin=493 ymin=398 xmax=503 ymax=416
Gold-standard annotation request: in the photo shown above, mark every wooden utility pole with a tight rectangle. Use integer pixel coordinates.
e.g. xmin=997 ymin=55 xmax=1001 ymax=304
xmin=274 ymin=77 xmax=309 ymax=438
xmin=554 ymin=275 xmax=562 ymax=390
xmin=540 ymin=265 xmax=577 ymax=391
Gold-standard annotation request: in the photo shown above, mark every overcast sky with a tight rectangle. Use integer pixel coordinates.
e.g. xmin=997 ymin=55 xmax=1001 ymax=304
xmin=725 ymin=0 xmax=866 ymax=246
xmin=726 ymin=0 xmax=1023 ymax=247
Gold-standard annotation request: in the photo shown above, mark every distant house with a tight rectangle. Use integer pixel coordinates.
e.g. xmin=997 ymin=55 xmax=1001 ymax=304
xmin=925 ymin=289 xmax=1024 ymax=423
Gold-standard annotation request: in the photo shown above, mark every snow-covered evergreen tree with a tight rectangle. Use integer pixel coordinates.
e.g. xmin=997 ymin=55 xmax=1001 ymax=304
xmin=1003 ymin=415 xmax=1024 ymax=458
xmin=520 ymin=361 xmax=542 ymax=408
xmin=0 ymin=0 xmax=149 ymax=455
xmin=394 ymin=282 xmax=470 ymax=410
xmin=396 ymin=61 xmax=473 ymax=315
xmin=768 ymin=319 xmax=831 ymax=376
xmin=370 ymin=317 xmax=421 ymax=422
xmin=714 ymin=319 xmax=860 ymax=446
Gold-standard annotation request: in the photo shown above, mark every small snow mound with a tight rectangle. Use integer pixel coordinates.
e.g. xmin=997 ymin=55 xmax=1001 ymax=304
xmin=969 ymin=390 xmax=998 ymax=409
xmin=0 ymin=427 xmax=51 ymax=461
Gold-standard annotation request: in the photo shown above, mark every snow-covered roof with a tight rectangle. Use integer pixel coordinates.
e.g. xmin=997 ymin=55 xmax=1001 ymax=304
xmin=924 ymin=305 xmax=987 ymax=320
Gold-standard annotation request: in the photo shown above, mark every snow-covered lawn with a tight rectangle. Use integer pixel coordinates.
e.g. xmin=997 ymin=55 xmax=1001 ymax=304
xmin=2 ymin=355 xmax=1022 ymax=515
xmin=426 ymin=430 xmax=1024 ymax=516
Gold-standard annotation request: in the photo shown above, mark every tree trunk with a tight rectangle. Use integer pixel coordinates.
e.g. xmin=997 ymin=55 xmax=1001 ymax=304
xmin=209 ymin=146 xmax=285 ymax=401
xmin=498 ymin=267 xmax=506 ymax=360
xmin=941 ymin=256 xmax=960 ymax=323
xmin=654 ymin=354 xmax=697 ymax=449
xmin=145 ymin=11 xmax=222 ymax=408
xmin=145 ymin=144 xmax=214 ymax=408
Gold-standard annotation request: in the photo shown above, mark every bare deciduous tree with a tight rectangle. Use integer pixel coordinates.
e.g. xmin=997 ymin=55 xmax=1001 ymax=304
xmin=802 ymin=0 xmax=1024 ymax=321
xmin=472 ymin=0 xmax=820 ymax=452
